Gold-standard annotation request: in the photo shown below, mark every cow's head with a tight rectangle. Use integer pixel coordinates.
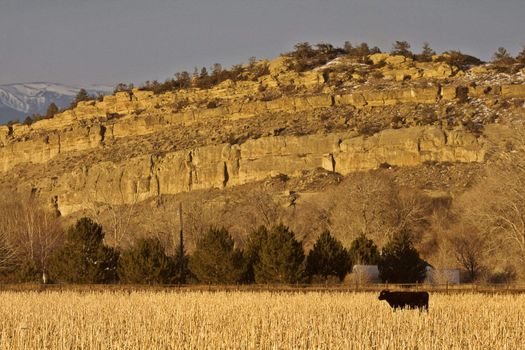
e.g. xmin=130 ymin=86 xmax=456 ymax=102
xmin=378 ymin=289 xmax=390 ymax=300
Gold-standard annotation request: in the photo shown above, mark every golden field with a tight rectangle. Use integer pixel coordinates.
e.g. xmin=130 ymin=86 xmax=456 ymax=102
xmin=0 ymin=291 xmax=523 ymax=349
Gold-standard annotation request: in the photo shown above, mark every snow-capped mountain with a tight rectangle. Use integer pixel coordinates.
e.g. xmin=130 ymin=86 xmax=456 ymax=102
xmin=0 ymin=82 xmax=113 ymax=124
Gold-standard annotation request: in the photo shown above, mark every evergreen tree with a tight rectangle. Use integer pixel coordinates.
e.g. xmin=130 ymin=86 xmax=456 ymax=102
xmin=199 ymin=67 xmax=209 ymax=78
xmin=118 ymin=238 xmax=174 ymax=284
xmin=212 ymin=63 xmax=223 ymax=76
xmin=343 ymin=41 xmax=354 ymax=55
xmin=255 ymin=224 xmax=306 ymax=284
xmin=45 ymin=103 xmax=59 ymax=119
xmin=391 ymin=41 xmax=413 ymax=58
xmin=356 ymin=42 xmax=371 ymax=57
xmin=23 ymin=116 xmax=33 ymax=126
xmin=417 ymin=42 xmax=435 ymax=62
xmin=242 ymin=226 xmax=269 ymax=283
xmin=306 ymin=231 xmax=352 ymax=282
xmin=315 ymin=42 xmax=335 ymax=55
xmin=378 ymin=230 xmax=427 ymax=283
xmin=172 ymin=229 xmax=191 ymax=284
xmin=189 ymin=227 xmax=244 ymax=284
xmin=71 ymin=88 xmax=91 ymax=108
xmin=174 ymin=71 xmax=192 ymax=89
xmin=48 ymin=218 xmax=118 ymax=283
xmin=292 ymin=42 xmax=315 ymax=60
xmin=75 ymin=88 xmax=90 ymax=102
xmin=348 ymin=234 xmax=380 ymax=265
xmin=517 ymin=46 xmax=525 ymax=65
xmin=492 ymin=47 xmax=515 ymax=65
xmin=369 ymin=46 xmax=382 ymax=55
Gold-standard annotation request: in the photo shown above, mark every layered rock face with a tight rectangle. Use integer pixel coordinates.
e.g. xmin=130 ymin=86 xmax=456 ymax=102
xmin=0 ymin=53 xmax=523 ymax=215
xmin=39 ymin=126 xmax=483 ymax=215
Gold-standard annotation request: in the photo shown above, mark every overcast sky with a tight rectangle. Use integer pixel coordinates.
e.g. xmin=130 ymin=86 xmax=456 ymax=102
xmin=1 ymin=0 xmax=524 ymax=86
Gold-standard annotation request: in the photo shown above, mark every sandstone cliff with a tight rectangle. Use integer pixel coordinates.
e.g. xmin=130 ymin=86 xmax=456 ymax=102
xmin=0 ymin=52 xmax=524 ymax=217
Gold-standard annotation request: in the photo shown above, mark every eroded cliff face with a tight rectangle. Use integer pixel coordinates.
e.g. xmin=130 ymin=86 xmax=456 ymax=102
xmin=2 ymin=125 xmax=486 ymax=216
xmin=0 ymin=53 xmax=523 ymax=215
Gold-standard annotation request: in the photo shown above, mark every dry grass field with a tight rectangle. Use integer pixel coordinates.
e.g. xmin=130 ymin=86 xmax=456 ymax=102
xmin=0 ymin=290 xmax=523 ymax=349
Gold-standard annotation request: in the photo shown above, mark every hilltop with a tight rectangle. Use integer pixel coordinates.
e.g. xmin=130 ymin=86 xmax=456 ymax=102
xmin=1 ymin=42 xmax=525 ymax=278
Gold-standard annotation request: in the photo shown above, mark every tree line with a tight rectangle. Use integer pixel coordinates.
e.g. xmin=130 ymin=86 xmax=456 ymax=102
xmin=5 ymin=41 xmax=525 ymax=127
xmin=0 ymin=215 xmax=428 ymax=285
xmin=99 ymin=41 xmax=525 ymax=98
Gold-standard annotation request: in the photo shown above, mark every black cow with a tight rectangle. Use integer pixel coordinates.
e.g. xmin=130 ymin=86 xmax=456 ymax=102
xmin=378 ymin=289 xmax=429 ymax=311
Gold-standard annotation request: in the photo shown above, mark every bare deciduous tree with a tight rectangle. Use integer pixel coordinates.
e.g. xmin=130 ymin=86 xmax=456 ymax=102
xmin=283 ymin=200 xmax=329 ymax=250
xmin=447 ymin=227 xmax=487 ymax=282
xmin=459 ymin=127 xmax=525 ymax=276
xmin=0 ymin=230 xmax=17 ymax=272
xmin=147 ymin=197 xmax=223 ymax=254
xmin=0 ymin=193 xmax=63 ymax=279
xmin=324 ymin=172 xmax=430 ymax=247
xmin=86 ymin=182 xmax=141 ymax=247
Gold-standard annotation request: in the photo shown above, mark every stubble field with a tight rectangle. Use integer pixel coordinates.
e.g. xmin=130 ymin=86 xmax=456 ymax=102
xmin=0 ymin=290 xmax=523 ymax=349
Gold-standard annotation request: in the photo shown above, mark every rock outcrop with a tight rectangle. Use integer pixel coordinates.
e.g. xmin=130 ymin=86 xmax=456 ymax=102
xmin=0 ymin=52 xmax=523 ymax=216
xmin=29 ymin=126 xmax=484 ymax=216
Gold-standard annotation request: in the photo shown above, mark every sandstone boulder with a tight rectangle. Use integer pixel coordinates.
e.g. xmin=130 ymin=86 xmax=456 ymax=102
xmin=132 ymin=89 xmax=154 ymax=100
xmin=369 ymin=53 xmax=390 ymax=65
xmin=469 ymin=65 xmax=491 ymax=75
xmin=501 ymin=84 xmax=525 ymax=98
xmin=420 ymin=62 xmax=454 ymax=79
xmin=385 ymin=55 xmax=412 ymax=65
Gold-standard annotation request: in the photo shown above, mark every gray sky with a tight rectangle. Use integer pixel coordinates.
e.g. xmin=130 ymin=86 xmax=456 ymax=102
xmin=1 ymin=0 xmax=524 ymax=86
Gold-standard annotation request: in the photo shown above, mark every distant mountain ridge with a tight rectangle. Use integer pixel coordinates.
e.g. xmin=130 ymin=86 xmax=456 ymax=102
xmin=0 ymin=82 xmax=112 ymax=124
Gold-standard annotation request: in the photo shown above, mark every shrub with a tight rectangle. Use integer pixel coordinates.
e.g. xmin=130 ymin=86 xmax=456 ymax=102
xmin=488 ymin=265 xmax=517 ymax=284
xmin=113 ymin=83 xmax=134 ymax=94
xmin=358 ymin=122 xmax=383 ymax=136
xmin=456 ymin=86 xmax=469 ymax=103
xmin=189 ymin=227 xmax=244 ymax=284
xmin=284 ymin=41 xmax=343 ymax=72
xmin=48 ymin=218 xmax=119 ymax=283
xmin=12 ymin=259 xmax=40 ymax=283
xmin=378 ymin=230 xmax=427 ymax=283
xmin=371 ymin=71 xmax=384 ymax=80
xmin=306 ymin=231 xmax=352 ymax=282
xmin=491 ymin=47 xmax=516 ymax=72
xmin=118 ymin=238 xmax=175 ymax=284
xmin=172 ymin=98 xmax=189 ymax=112
xmin=491 ymin=47 xmax=515 ymax=66
xmin=437 ymin=50 xmax=483 ymax=71
xmin=246 ymin=60 xmax=270 ymax=81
